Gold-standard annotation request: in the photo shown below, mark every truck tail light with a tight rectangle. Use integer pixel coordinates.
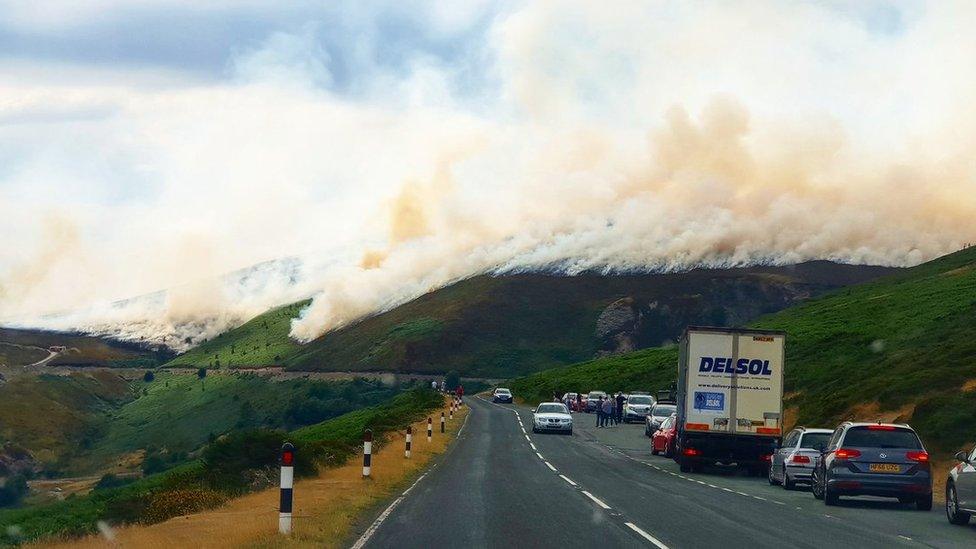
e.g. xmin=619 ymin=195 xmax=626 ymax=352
xmin=834 ymin=448 xmax=861 ymax=459
xmin=683 ymin=448 xmax=701 ymax=457
xmin=789 ymin=454 xmax=811 ymax=464
xmin=906 ymin=451 xmax=929 ymax=463
xmin=760 ymin=454 xmax=772 ymax=463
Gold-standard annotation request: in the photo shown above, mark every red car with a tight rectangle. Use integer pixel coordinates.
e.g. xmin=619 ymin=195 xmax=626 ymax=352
xmin=651 ymin=414 xmax=678 ymax=457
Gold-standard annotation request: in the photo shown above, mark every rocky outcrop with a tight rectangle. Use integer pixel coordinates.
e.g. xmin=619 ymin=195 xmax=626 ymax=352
xmin=595 ymin=298 xmax=640 ymax=355
xmin=0 ymin=442 xmax=39 ymax=478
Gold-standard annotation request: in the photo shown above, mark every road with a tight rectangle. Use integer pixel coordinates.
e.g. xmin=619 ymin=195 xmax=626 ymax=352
xmin=358 ymin=396 xmax=976 ymax=548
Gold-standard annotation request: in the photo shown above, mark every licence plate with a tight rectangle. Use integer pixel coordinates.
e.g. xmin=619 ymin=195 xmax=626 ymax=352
xmin=869 ymin=463 xmax=901 ymax=473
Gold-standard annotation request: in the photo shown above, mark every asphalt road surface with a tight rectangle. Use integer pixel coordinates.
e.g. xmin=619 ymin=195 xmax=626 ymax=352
xmin=359 ymin=397 xmax=976 ymax=548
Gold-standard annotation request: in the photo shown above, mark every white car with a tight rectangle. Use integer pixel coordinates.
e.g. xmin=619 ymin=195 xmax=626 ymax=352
xmin=532 ymin=402 xmax=573 ymax=435
xmin=623 ymin=395 xmax=655 ymax=423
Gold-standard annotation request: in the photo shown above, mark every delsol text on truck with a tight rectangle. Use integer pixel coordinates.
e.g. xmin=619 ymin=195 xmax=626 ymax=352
xmin=675 ymin=326 xmax=785 ymax=475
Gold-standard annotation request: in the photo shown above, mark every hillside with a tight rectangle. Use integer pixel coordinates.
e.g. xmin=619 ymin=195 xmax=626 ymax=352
xmin=166 ymin=262 xmax=894 ymax=378
xmin=0 ymin=328 xmax=170 ymax=369
xmin=511 ymin=245 xmax=976 ymax=456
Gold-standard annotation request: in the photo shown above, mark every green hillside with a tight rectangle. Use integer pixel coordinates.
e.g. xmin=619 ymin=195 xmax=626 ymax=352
xmin=167 ymin=262 xmax=893 ymax=378
xmin=511 ymin=246 xmax=976 ymax=456
xmin=0 ymin=327 xmax=170 ymax=368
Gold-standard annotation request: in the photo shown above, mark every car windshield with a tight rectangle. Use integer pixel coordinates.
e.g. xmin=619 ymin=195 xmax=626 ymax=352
xmin=536 ymin=404 xmax=568 ymax=414
xmin=843 ymin=427 xmax=921 ymax=449
xmin=495 ymin=389 xmax=511 ymax=395
xmin=628 ymin=396 xmax=653 ymax=405
xmin=799 ymin=432 xmax=831 ymax=449
xmin=652 ymin=405 xmax=676 ymax=417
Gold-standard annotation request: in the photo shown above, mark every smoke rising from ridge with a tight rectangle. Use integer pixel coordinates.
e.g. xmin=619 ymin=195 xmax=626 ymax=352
xmin=1 ymin=1 xmax=975 ymax=348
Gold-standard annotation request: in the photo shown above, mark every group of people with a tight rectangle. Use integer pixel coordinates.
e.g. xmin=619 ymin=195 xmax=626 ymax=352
xmin=595 ymin=392 xmax=627 ymax=427
xmin=431 ymin=380 xmax=464 ymax=399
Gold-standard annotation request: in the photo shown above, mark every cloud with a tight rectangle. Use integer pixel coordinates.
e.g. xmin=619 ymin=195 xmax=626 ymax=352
xmin=1 ymin=1 xmax=975 ymax=349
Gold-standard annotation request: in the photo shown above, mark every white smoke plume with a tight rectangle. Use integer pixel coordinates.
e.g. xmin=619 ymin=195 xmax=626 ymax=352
xmin=2 ymin=1 xmax=976 ymax=349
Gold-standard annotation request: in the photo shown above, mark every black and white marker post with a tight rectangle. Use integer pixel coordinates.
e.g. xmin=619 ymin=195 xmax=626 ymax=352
xmin=405 ymin=426 xmax=412 ymax=458
xmin=363 ymin=429 xmax=372 ymax=478
xmin=427 ymin=416 xmax=433 ymax=442
xmin=449 ymin=401 xmax=454 ymax=420
xmin=279 ymin=442 xmax=295 ymax=535
xmin=440 ymin=411 xmax=446 ymax=433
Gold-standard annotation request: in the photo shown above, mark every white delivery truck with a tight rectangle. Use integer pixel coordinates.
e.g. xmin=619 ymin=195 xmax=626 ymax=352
xmin=675 ymin=326 xmax=785 ymax=475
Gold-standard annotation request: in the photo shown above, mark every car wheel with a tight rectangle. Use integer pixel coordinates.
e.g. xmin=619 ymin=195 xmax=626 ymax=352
xmin=679 ymin=459 xmax=692 ymax=473
xmin=651 ymin=446 xmax=659 ymax=455
xmin=812 ymin=468 xmax=824 ymax=500
xmin=783 ymin=468 xmax=796 ymax=491
xmin=824 ymin=479 xmax=838 ymax=506
xmin=768 ymin=464 xmax=779 ymax=485
xmin=917 ymin=493 xmax=933 ymax=511
xmin=665 ymin=443 xmax=673 ymax=459
xmin=947 ymin=482 xmax=971 ymax=525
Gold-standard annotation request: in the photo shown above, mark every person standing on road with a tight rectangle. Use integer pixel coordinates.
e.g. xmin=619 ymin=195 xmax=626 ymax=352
xmin=596 ymin=396 xmax=605 ymax=427
xmin=608 ymin=396 xmax=617 ymax=426
xmin=576 ymin=393 xmax=583 ymax=413
xmin=615 ymin=392 xmax=626 ymax=424
xmin=601 ymin=397 xmax=613 ymax=427
xmin=431 ymin=380 xmax=437 ymax=390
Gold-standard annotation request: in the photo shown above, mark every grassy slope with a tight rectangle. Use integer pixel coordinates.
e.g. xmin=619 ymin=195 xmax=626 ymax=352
xmin=0 ymin=372 xmax=133 ymax=466
xmin=166 ymin=263 xmax=892 ymax=378
xmin=0 ymin=328 xmax=169 ymax=368
xmin=0 ymin=390 xmax=444 ymax=546
xmin=512 ymin=247 xmax=976 ymax=455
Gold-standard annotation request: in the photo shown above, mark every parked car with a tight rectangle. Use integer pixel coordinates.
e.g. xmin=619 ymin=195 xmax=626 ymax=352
xmin=651 ymin=414 xmax=678 ymax=457
xmin=811 ymin=422 xmax=931 ymax=510
xmin=769 ymin=427 xmax=832 ymax=489
xmin=585 ymin=391 xmax=607 ymax=413
xmin=623 ymin=395 xmax=656 ymax=423
xmin=492 ymin=388 xmax=513 ymax=403
xmin=945 ymin=444 xmax=976 ymax=525
xmin=532 ymin=402 xmax=573 ymax=435
xmin=645 ymin=403 xmax=677 ymax=436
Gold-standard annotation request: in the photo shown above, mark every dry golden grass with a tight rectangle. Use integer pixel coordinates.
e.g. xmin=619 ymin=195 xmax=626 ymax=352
xmin=38 ymin=399 xmax=468 ymax=549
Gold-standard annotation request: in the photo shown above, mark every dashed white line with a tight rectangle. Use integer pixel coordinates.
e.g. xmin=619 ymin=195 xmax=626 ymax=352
xmin=544 ymin=461 xmax=557 ymax=472
xmin=735 ymin=491 xmax=749 ymax=497
xmin=898 ymin=535 xmax=912 ymax=541
xmin=535 ymin=452 xmax=545 ymax=460
xmin=625 ymin=522 xmax=670 ymax=549
xmin=529 ymin=443 xmax=537 ymax=451
xmin=559 ymin=474 xmax=578 ymax=486
xmin=524 ymin=434 xmax=531 ymax=441
xmin=581 ymin=491 xmax=612 ymax=510
xmin=695 ymin=480 xmax=706 ymax=485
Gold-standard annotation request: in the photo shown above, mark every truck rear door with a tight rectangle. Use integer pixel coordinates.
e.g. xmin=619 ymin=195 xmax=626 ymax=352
xmin=730 ymin=333 xmax=784 ymax=437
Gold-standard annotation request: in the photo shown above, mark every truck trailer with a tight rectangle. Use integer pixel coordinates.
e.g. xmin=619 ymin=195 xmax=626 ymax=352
xmin=675 ymin=326 xmax=785 ymax=475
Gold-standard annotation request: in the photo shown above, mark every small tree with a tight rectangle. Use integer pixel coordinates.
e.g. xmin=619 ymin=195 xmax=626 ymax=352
xmin=445 ymin=370 xmax=460 ymax=391
xmin=143 ymin=370 xmax=155 ymax=382
xmin=198 ymin=367 xmax=207 ymax=390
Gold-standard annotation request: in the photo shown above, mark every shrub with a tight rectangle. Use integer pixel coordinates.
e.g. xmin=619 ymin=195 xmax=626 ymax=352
xmin=141 ymin=489 xmax=226 ymax=524
xmin=143 ymin=370 xmax=155 ymax=382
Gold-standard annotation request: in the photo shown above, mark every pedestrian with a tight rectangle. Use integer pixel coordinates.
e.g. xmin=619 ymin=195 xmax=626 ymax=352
xmin=596 ymin=396 xmax=605 ymax=427
xmin=576 ymin=393 xmax=583 ymax=413
xmin=608 ymin=396 xmax=617 ymax=426
xmin=601 ymin=396 xmax=613 ymax=427
xmin=615 ymin=391 xmax=626 ymax=424
xmin=439 ymin=380 xmax=445 ymax=392
xmin=431 ymin=380 xmax=437 ymax=390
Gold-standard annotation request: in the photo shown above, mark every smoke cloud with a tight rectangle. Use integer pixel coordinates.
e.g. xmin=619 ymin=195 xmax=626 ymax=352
xmin=1 ymin=1 xmax=975 ymax=349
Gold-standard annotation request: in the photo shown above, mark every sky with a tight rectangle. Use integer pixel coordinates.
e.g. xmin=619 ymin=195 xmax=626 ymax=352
xmin=1 ymin=1 xmax=975 ymax=348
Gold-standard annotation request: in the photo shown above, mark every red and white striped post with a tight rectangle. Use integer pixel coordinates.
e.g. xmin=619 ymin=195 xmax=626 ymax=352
xmin=279 ymin=442 xmax=295 ymax=534
xmin=405 ymin=426 xmax=412 ymax=458
xmin=363 ymin=429 xmax=373 ymax=478
xmin=427 ymin=417 xmax=432 ymax=442
xmin=449 ymin=401 xmax=454 ymax=420
xmin=440 ymin=411 xmax=446 ymax=433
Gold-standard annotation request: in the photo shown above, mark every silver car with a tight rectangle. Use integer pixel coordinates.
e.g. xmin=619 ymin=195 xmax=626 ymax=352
xmin=623 ymin=395 xmax=656 ymax=423
xmin=532 ymin=402 xmax=573 ymax=435
xmin=644 ymin=403 xmax=677 ymax=436
xmin=946 ymin=444 xmax=976 ymax=525
xmin=768 ymin=427 xmax=832 ymax=489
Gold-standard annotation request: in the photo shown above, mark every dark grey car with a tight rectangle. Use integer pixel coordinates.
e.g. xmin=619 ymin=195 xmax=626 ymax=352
xmin=811 ymin=422 xmax=932 ymax=510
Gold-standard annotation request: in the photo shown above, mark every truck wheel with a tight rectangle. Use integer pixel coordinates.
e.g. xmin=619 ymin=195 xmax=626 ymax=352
xmin=679 ymin=459 xmax=692 ymax=473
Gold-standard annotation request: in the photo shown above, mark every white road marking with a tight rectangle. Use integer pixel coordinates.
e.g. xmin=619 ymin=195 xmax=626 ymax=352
xmin=735 ymin=491 xmax=749 ymax=497
xmin=695 ymin=480 xmax=707 ymax=485
xmin=581 ymin=491 xmax=612 ymax=510
xmin=559 ymin=474 xmax=578 ymax=486
xmin=752 ymin=496 xmax=767 ymax=502
xmin=625 ymin=522 xmax=670 ymax=549
xmin=351 ymin=466 xmax=433 ymax=549
xmin=544 ymin=461 xmax=557 ymax=472
xmin=524 ymin=434 xmax=531 ymax=441
xmin=536 ymin=452 xmax=545 ymax=460
xmin=898 ymin=535 xmax=912 ymax=541
xmin=707 ymin=484 xmax=718 ymax=488
xmin=722 ymin=488 xmax=734 ymax=493
xmin=530 ymin=443 xmax=537 ymax=451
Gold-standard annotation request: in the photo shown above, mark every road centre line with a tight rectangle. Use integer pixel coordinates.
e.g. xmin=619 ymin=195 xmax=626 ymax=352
xmin=544 ymin=461 xmax=557 ymax=472
xmin=581 ymin=491 xmax=612 ymax=510
xmin=559 ymin=474 xmax=577 ymax=486
xmin=536 ymin=452 xmax=545 ymax=460
xmin=625 ymin=522 xmax=671 ymax=549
